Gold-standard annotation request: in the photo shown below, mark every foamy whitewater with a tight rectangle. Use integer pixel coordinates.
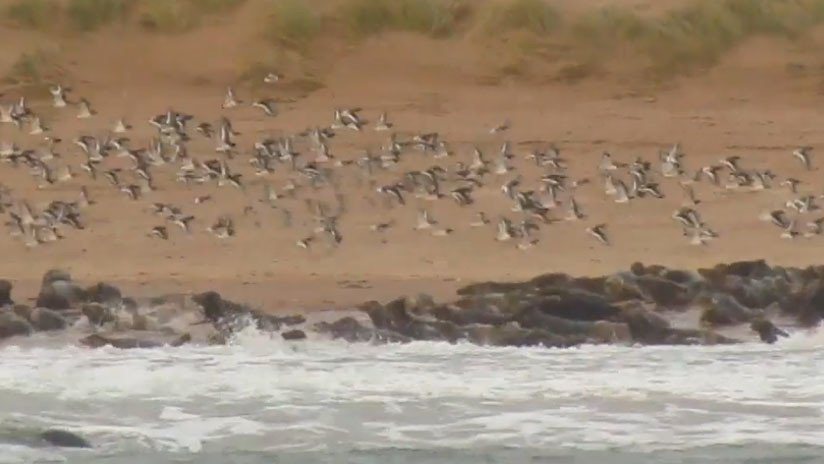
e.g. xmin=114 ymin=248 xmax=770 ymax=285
xmin=2 ymin=327 xmax=824 ymax=464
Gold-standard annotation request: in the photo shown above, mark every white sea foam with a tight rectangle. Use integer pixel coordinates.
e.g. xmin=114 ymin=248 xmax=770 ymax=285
xmin=0 ymin=324 xmax=823 ymax=459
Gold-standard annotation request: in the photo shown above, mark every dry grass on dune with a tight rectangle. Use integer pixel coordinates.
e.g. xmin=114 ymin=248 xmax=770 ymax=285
xmin=5 ymin=0 xmax=824 ymax=82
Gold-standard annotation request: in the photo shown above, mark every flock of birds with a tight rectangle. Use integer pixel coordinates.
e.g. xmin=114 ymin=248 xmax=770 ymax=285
xmin=0 ymin=74 xmax=819 ymax=256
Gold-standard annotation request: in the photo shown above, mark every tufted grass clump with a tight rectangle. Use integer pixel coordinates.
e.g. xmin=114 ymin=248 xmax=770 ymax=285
xmin=266 ymin=0 xmax=322 ymax=47
xmin=5 ymin=49 xmax=61 ymax=85
xmin=137 ymin=0 xmax=246 ymax=33
xmin=479 ymin=0 xmax=561 ymax=35
xmin=190 ymin=0 xmax=247 ymax=15
xmin=66 ymin=0 xmax=129 ymax=31
xmin=339 ymin=0 xmax=467 ymax=38
xmin=5 ymin=0 xmax=59 ymax=30
xmin=638 ymin=0 xmax=824 ymax=76
xmin=563 ymin=0 xmax=824 ymax=78
xmin=138 ymin=0 xmax=199 ymax=33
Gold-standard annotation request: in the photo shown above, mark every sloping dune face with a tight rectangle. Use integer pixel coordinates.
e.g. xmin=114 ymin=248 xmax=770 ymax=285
xmin=0 ymin=0 xmax=823 ymax=309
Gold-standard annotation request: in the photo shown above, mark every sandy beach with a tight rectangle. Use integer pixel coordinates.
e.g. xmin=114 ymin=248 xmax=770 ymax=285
xmin=2 ymin=0 xmax=824 ymax=310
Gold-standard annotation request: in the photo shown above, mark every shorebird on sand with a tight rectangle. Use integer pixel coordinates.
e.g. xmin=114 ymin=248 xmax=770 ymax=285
xmin=586 ymin=224 xmax=610 ymax=246
xmin=792 ymin=146 xmax=813 ymax=170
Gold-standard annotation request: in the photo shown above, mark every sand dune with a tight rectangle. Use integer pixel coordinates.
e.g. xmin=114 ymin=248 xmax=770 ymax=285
xmin=1 ymin=0 xmax=824 ymax=311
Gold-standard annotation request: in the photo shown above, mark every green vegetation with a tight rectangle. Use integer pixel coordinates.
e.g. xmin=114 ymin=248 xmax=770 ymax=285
xmin=5 ymin=0 xmax=57 ymax=29
xmin=568 ymin=0 xmax=824 ymax=77
xmin=190 ymin=0 xmax=246 ymax=15
xmin=480 ymin=0 xmax=560 ymax=35
xmin=339 ymin=0 xmax=467 ymax=38
xmin=138 ymin=0 xmax=246 ymax=33
xmin=66 ymin=0 xmax=129 ymax=31
xmin=4 ymin=49 xmax=61 ymax=85
xmin=5 ymin=0 xmax=824 ymax=82
xmin=138 ymin=0 xmax=199 ymax=32
xmin=266 ymin=0 xmax=321 ymax=46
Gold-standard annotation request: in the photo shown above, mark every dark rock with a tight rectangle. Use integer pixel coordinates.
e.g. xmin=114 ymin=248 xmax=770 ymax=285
xmin=13 ymin=306 xmax=67 ymax=331
xmin=281 ymin=329 xmax=307 ymax=341
xmin=526 ymin=290 xmax=621 ymax=322
xmin=629 ymin=262 xmax=646 ymax=276
xmin=617 ymin=304 xmax=671 ymax=344
xmin=36 ymin=278 xmax=86 ymax=311
xmin=456 ymin=281 xmax=524 ymax=296
xmin=193 ymin=291 xmax=287 ymax=335
xmin=798 ymin=280 xmax=824 ymax=326
xmin=399 ymin=293 xmax=435 ymax=315
xmin=513 ymin=306 xmax=596 ymax=336
xmin=589 ymin=320 xmax=632 ymax=344
xmin=604 ymin=273 xmax=645 ymax=301
xmin=465 ymin=323 xmax=582 ymax=348
xmin=431 ymin=304 xmax=510 ymax=326
xmin=664 ymin=328 xmax=739 ymax=345
xmin=725 ymin=259 xmax=771 ymax=279
xmin=39 ymin=429 xmax=91 ymax=448
xmin=570 ymin=276 xmax=608 ymax=296
xmin=275 ymin=314 xmax=306 ymax=326
xmin=315 ymin=316 xmax=371 ymax=342
xmin=635 ymin=275 xmax=691 ymax=307
xmin=41 ymin=269 xmax=72 ymax=287
xmin=0 ymin=280 xmax=13 ymax=306
xmin=80 ymin=332 xmax=191 ymax=349
xmin=0 ymin=311 xmax=33 ymax=339
xmin=661 ymin=269 xmax=699 ymax=285
xmin=529 ymin=273 xmax=573 ymax=289
xmin=192 ymin=291 xmax=226 ymax=322
xmin=82 ymin=303 xmax=114 ymax=326
xmin=750 ymin=318 xmax=789 ymax=344
xmin=367 ymin=298 xmax=413 ymax=333
xmin=85 ymin=282 xmax=123 ymax=307
xmin=698 ymin=293 xmax=754 ymax=327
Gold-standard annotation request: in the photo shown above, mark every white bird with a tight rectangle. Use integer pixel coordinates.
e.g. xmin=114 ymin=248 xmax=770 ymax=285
xmin=76 ymin=98 xmax=95 ymax=119
xmin=50 ymin=84 xmax=68 ymax=108
xmin=586 ymin=224 xmax=610 ymax=246
xmin=222 ymin=86 xmax=239 ymax=109
xmin=793 ymin=146 xmax=813 ymax=170
xmin=374 ymin=111 xmax=393 ymax=131
xmin=415 ymin=209 xmax=437 ymax=230
xmin=489 ymin=119 xmax=510 ymax=134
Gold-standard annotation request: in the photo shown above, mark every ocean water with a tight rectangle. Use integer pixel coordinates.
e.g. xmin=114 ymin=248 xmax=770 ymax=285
xmin=2 ymin=327 xmax=824 ymax=464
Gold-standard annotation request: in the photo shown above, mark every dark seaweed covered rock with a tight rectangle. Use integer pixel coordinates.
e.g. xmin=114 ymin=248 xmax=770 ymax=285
xmin=528 ymin=273 xmax=574 ymax=289
xmin=82 ymin=303 xmax=114 ymax=327
xmin=281 ymin=329 xmax=306 ymax=341
xmin=316 ymin=316 xmax=369 ymax=342
xmin=456 ymin=281 xmax=526 ymax=296
xmin=750 ymin=318 xmax=789 ymax=344
xmin=39 ymin=429 xmax=91 ymax=448
xmin=85 ymin=282 xmax=123 ymax=308
xmin=0 ymin=310 xmax=33 ymax=339
xmin=36 ymin=270 xmax=86 ymax=311
xmin=431 ymin=304 xmax=510 ymax=326
xmin=663 ymin=328 xmax=739 ymax=345
xmin=698 ymin=293 xmax=755 ymax=327
xmin=796 ymin=280 xmax=824 ymax=326
xmin=13 ymin=306 xmax=67 ymax=331
xmin=616 ymin=304 xmax=671 ymax=344
xmin=463 ymin=323 xmax=583 ymax=348
xmin=635 ymin=275 xmax=691 ymax=307
xmin=192 ymin=291 xmax=305 ymax=335
xmin=0 ymin=279 xmax=13 ymax=307
xmin=523 ymin=289 xmax=621 ymax=322
xmin=79 ymin=332 xmax=191 ymax=349
xmin=316 ymin=316 xmax=410 ymax=343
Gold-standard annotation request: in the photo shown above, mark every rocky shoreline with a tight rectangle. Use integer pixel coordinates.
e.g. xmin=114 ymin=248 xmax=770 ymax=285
xmin=2 ymin=260 xmax=820 ymax=349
